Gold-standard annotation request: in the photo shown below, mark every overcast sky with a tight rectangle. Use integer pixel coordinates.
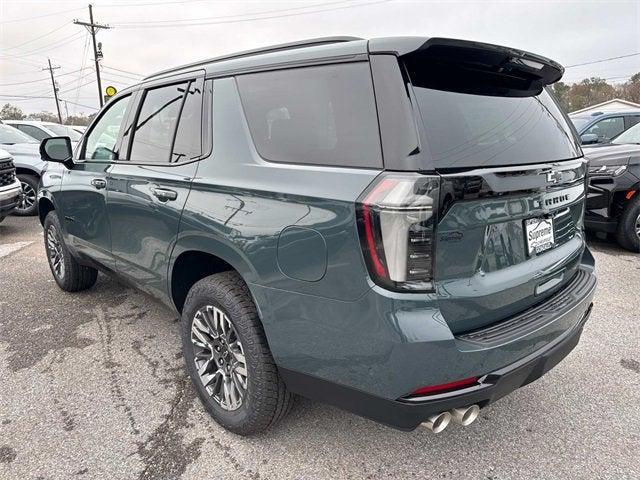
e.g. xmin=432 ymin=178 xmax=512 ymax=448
xmin=1 ymin=0 xmax=639 ymax=116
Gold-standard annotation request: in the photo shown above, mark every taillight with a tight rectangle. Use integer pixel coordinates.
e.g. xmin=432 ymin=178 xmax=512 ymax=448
xmin=356 ymin=173 xmax=439 ymax=292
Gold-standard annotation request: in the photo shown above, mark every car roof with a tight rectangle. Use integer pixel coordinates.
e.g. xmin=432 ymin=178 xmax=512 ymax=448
xmin=138 ymin=35 xmax=563 ymax=86
xmin=5 ymin=120 xmax=55 ymax=126
xmin=571 ymin=110 xmax=640 ymax=119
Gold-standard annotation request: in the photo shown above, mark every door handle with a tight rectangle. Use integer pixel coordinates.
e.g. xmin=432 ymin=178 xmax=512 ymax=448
xmin=91 ymin=178 xmax=107 ymax=189
xmin=151 ymin=187 xmax=178 ymax=202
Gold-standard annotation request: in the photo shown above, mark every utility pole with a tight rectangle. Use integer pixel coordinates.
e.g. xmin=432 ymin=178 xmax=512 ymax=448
xmin=74 ymin=4 xmax=111 ymax=108
xmin=43 ymin=58 xmax=63 ymax=123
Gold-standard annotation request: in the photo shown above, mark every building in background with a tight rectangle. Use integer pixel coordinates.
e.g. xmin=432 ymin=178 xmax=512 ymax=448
xmin=570 ymin=98 xmax=640 ymax=115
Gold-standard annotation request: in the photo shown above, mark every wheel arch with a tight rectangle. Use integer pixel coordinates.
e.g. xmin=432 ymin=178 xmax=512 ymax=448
xmin=15 ymin=167 xmax=41 ymax=178
xmin=37 ymin=190 xmax=57 ymax=226
xmin=169 ymin=235 xmax=259 ymax=314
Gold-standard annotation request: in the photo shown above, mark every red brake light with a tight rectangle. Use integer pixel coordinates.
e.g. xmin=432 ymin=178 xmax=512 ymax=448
xmin=409 ymin=377 xmax=479 ymax=397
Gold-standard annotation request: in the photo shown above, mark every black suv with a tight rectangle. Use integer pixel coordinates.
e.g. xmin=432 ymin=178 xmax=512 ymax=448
xmin=584 ymin=122 xmax=640 ymax=251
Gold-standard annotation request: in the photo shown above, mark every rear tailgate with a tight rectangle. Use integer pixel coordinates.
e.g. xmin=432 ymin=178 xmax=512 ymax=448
xmin=393 ymin=38 xmax=586 ymax=333
xmin=435 ymin=160 xmax=587 ymax=333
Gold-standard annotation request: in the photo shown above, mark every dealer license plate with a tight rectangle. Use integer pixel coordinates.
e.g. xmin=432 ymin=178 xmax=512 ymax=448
xmin=525 ymin=217 xmax=555 ymax=255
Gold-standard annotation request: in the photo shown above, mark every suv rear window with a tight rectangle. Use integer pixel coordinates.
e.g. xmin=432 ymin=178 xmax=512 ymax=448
xmin=236 ymin=63 xmax=382 ymax=169
xmin=408 ymin=68 xmax=580 ymax=169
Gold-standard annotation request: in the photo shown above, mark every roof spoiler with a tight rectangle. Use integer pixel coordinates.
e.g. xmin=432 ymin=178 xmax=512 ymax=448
xmin=369 ymin=37 xmax=564 ymax=97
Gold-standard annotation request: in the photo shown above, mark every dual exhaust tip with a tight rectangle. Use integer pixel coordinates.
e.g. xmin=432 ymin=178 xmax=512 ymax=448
xmin=422 ymin=404 xmax=480 ymax=433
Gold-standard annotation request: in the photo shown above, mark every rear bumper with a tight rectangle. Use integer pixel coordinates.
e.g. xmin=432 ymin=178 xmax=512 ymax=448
xmin=272 ymin=255 xmax=596 ymax=430
xmin=280 ymin=302 xmax=592 ymax=430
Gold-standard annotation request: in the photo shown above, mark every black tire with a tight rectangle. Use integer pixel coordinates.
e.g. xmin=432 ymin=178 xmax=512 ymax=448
xmin=181 ymin=271 xmax=294 ymax=435
xmin=14 ymin=174 xmax=39 ymax=216
xmin=43 ymin=211 xmax=98 ymax=292
xmin=615 ymin=197 xmax=640 ymax=252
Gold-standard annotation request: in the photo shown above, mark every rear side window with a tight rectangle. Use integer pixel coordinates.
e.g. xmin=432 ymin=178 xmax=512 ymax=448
xmin=236 ymin=63 xmax=382 ymax=168
xmin=129 ymin=81 xmax=202 ymax=164
xmin=16 ymin=124 xmax=48 ymax=141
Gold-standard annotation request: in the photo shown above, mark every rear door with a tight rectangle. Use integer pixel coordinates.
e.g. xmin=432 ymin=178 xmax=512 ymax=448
xmin=399 ymin=47 xmax=587 ymax=334
xmin=106 ymin=74 xmax=206 ymax=299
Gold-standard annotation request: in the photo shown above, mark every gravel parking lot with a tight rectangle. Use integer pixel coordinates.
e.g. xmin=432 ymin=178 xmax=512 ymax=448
xmin=0 ymin=215 xmax=638 ymax=480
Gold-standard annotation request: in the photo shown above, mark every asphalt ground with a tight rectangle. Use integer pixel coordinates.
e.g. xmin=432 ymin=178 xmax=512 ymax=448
xmin=0 ymin=215 xmax=638 ymax=480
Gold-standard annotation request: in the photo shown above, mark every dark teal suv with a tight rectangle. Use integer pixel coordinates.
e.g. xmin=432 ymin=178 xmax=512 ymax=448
xmin=38 ymin=37 xmax=597 ymax=435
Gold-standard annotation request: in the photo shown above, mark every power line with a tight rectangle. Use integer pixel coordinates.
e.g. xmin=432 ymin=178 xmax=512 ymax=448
xmin=0 ymin=7 xmax=84 ymax=25
xmin=0 ymin=22 xmax=70 ymax=51
xmin=0 ymin=94 xmax=98 ymax=111
xmin=112 ymin=0 xmax=390 ymax=28
xmin=113 ymin=0 xmax=357 ymax=25
xmin=0 ymin=77 xmax=51 ymax=87
xmin=565 ymin=52 xmax=640 ymax=69
xmin=102 ymin=65 xmax=144 ymax=77
xmin=0 ymin=32 xmax=85 ymax=61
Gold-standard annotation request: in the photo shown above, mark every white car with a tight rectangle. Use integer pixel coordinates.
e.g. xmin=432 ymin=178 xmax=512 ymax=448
xmin=4 ymin=120 xmax=83 ymax=143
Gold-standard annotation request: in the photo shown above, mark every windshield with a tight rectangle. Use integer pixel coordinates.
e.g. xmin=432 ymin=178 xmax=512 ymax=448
xmin=570 ymin=117 xmax=591 ymax=131
xmin=410 ymin=85 xmax=581 ymax=169
xmin=45 ymin=124 xmax=82 ymax=141
xmin=612 ymin=123 xmax=640 ymax=145
xmin=0 ymin=124 xmax=39 ymax=144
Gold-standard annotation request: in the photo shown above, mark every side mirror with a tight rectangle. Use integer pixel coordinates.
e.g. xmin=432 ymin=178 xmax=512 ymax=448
xmin=40 ymin=136 xmax=74 ymax=167
xmin=580 ymin=133 xmax=599 ymax=145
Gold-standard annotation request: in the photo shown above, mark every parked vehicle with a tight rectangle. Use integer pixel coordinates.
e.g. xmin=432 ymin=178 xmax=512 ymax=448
xmin=584 ymin=122 xmax=640 ymax=251
xmin=4 ymin=120 xmax=82 ymax=143
xmin=570 ymin=110 xmax=640 ymax=145
xmin=37 ymin=36 xmax=597 ymax=435
xmin=0 ymin=124 xmax=47 ymax=216
xmin=0 ymin=149 xmax=22 ymax=224
xmin=70 ymin=125 xmax=87 ymax=135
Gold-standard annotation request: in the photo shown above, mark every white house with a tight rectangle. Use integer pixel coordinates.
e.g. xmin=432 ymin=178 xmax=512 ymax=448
xmin=570 ymin=98 xmax=640 ymax=115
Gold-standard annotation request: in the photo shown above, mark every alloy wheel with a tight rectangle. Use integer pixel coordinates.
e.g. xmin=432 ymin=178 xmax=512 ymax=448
xmin=635 ymin=213 xmax=640 ymax=240
xmin=191 ymin=305 xmax=248 ymax=411
xmin=46 ymin=225 xmax=65 ymax=279
xmin=17 ymin=181 xmax=36 ymax=213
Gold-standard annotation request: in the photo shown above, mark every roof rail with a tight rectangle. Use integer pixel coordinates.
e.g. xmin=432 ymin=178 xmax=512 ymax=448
xmin=144 ymin=36 xmax=364 ymax=80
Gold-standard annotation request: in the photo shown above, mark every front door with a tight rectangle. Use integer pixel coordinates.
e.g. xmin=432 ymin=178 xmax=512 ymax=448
xmin=55 ymin=94 xmax=134 ymax=269
xmin=107 ymin=77 xmax=205 ymax=300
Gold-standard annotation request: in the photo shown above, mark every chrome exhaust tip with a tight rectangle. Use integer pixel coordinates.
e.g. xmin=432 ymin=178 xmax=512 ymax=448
xmin=450 ymin=405 xmax=480 ymax=426
xmin=421 ymin=411 xmax=451 ymax=433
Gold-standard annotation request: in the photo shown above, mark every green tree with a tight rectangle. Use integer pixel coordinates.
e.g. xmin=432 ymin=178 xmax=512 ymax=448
xmin=619 ymin=72 xmax=640 ymax=104
xmin=26 ymin=111 xmax=59 ymax=122
xmin=550 ymin=81 xmax=571 ymax=112
xmin=566 ymin=77 xmax=617 ymax=112
xmin=64 ymin=114 xmax=91 ymax=126
xmin=0 ymin=103 xmax=25 ymax=120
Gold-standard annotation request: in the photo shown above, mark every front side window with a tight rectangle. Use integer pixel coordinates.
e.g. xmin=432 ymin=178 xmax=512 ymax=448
xmin=584 ymin=117 xmax=624 ymax=142
xmin=129 ymin=82 xmax=188 ymax=163
xmin=236 ymin=63 xmax=382 ymax=168
xmin=84 ymin=95 xmax=131 ymax=160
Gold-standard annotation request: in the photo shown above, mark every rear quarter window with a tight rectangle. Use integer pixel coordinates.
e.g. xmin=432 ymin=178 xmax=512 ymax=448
xmin=236 ymin=63 xmax=382 ymax=169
